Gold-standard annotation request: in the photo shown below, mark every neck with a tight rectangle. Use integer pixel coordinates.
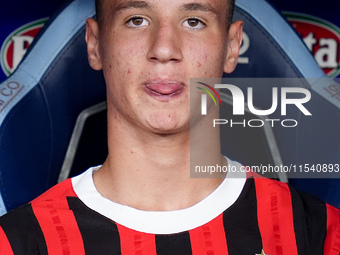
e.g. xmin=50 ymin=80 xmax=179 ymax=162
xmin=93 ymin=106 xmax=225 ymax=211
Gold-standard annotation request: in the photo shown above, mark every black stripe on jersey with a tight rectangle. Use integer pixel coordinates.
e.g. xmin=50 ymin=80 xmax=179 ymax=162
xmin=289 ymin=185 xmax=327 ymax=255
xmin=223 ymin=178 xmax=263 ymax=254
xmin=67 ymin=197 xmax=121 ymax=255
xmin=156 ymin=232 xmax=192 ymax=255
xmin=0 ymin=204 xmax=48 ymax=255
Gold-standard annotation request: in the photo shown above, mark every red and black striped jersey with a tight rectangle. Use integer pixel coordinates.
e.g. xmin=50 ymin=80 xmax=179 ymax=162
xmin=0 ymin=159 xmax=339 ymax=255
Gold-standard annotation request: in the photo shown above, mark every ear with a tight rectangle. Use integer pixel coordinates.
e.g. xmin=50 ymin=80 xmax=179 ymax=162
xmin=85 ymin=18 xmax=103 ymax=70
xmin=224 ymin=20 xmax=243 ymax=74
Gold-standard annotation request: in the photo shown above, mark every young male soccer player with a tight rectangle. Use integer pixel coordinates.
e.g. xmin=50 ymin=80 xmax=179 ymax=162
xmin=0 ymin=0 xmax=339 ymax=254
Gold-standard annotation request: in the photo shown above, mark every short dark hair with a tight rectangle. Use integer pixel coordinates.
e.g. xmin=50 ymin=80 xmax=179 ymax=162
xmin=95 ymin=0 xmax=235 ymax=29
xmin=227 ymin=0 xmax=235 ymax=30
xmin=95 ymin=0 xmax=104 ymax=25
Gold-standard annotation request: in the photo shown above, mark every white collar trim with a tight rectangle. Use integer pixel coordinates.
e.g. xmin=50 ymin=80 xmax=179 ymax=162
xmin=72 ymin=157 xmax=246 ymax=234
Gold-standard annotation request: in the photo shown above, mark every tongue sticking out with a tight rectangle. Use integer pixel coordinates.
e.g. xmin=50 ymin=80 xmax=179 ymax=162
xmin=145 ymin=83 xmax=184 ymax=95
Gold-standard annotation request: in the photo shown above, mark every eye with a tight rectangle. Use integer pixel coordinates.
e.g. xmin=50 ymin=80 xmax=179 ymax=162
xmin=183 ymin=18 xmax=206 ymax=29
xmin=126 ymin=16 xmax=150 ymax=27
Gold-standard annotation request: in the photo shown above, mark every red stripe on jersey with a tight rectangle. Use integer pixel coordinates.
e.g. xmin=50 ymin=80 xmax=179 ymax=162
xmin=31 ymin=179 xmax=77 ymax=204
xmin=189 ymin=214 xmax=228 ymax=255
xmin=324 ymin=204 xmax=340 ymax=255
xmin=0 ymin=226 xmax=14 ymax=255
xmin=116 ymin=223 xmax=157 ymax=255
xmin=255 ymin=178 xmax=298 ymax=255
xmin=31 ymin=179 xmax=84 ymax=255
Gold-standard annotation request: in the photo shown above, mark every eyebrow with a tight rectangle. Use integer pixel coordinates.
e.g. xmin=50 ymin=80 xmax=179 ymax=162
xmin=180 ymin=2 xmax=217 ymax=14
xmin=113 ymin=1 xmax=151 ymax=15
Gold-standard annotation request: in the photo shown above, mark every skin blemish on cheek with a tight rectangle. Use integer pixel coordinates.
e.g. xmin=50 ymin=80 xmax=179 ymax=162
xmin=197 ymin=62 xmax=201 ymax=67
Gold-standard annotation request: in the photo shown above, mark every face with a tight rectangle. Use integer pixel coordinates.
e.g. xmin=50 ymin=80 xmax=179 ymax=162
xmin=86 ymin=0 xmax=242 ymax=134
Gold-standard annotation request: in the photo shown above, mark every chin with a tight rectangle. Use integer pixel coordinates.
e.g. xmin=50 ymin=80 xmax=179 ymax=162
xmin=145 ymin=113 xmax=189 ymax=134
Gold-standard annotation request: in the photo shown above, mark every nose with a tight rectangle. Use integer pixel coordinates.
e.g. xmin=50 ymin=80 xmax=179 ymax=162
xmin=147 ymin=23 xmax=183 ymax=63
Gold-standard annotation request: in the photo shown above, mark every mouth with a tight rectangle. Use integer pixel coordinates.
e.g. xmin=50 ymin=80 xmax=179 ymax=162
xmin=144 ymin=80 xmax=185 ymax=101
